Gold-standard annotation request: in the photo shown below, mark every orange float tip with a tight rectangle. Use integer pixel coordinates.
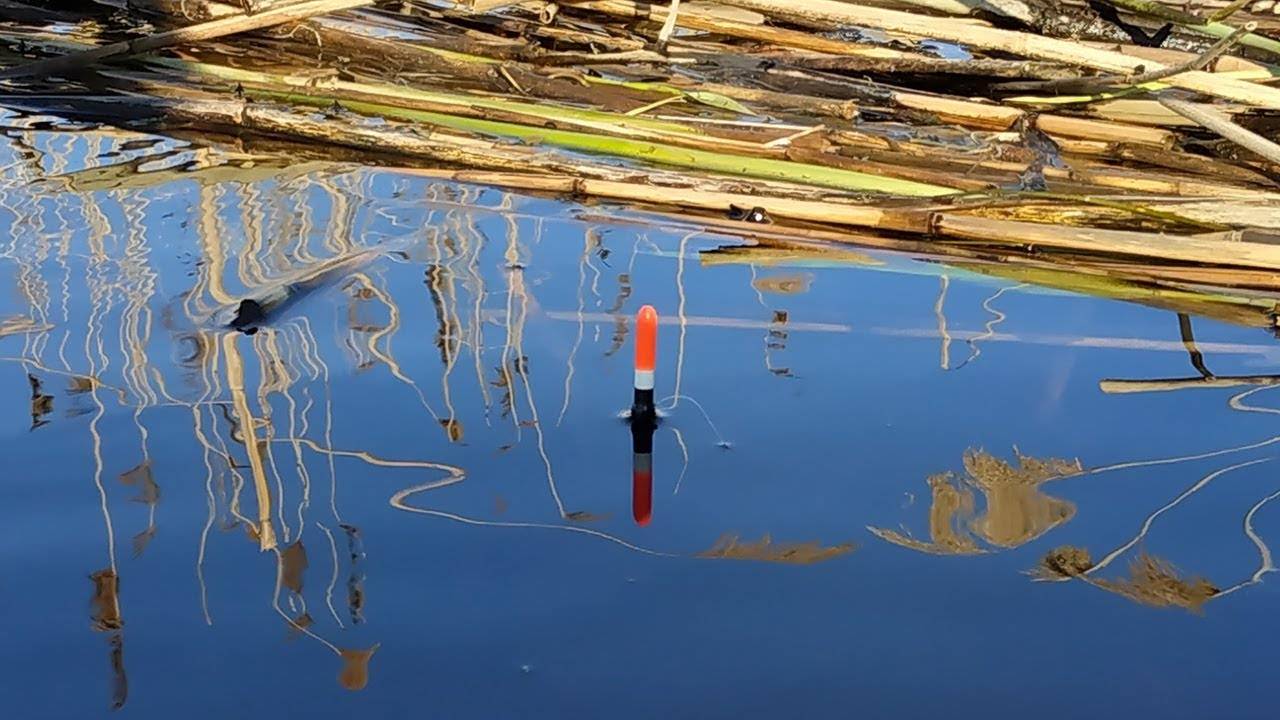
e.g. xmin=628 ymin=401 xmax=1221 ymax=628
xmin=634 ymin=305 xmax=658 ymax=375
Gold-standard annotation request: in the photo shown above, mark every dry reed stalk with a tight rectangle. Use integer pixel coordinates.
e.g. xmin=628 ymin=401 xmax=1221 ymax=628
xmin=1035 ymin=115 xmax=1174 ymax=147
xmin=394 ymin=167 xmax=1280 ymax=271
xmin=933 ymin=214 xmax=1280 ymax=270
xmin=126 ymin=1 xmax=241 ymax=19
xmin=1087 ymin=99 xmax=1206 ymax=127
xmin=153 ymin=58 xmax=795 ymax=153
xmin=394 ymin=168 xmax=906 ymax=227
xmin=569 ymin=0 xmax=929 ymax=59
xmin=237 ymin=88 xmax=958 ymax=195
xmin=780 ymin=52 xmax=1079 ymax=79
xmin=1080 ymin=41 xmax=1276 ymax=75
xmin=1159 ymin=95 xmax=1280 ymax=166
xmin=0 ymin=0 xmax=371 ymax=80
xmin=829 ymin=133 xmax=1267 ymax=197
xmin=1002 ymin=24 xmax=1256 ymax=95
xmin=715 ymin=0 xmax=1280 ymax=109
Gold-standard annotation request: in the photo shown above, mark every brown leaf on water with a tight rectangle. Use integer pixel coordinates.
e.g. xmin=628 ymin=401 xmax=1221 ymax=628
xmin=281 ymin=540 xmax=308 ymax=595
xmin=89 ymin=569 xmax=122 ymax=632
xmin=1098 ymin=552 xmax=1218 ymax=613
xmin=751 ymin=272 xmax=813 ymax=295
xmin=698 ymin=534 xmax=854 ymax=564
xmin=338 ymin=644 xmax=380 ymax=691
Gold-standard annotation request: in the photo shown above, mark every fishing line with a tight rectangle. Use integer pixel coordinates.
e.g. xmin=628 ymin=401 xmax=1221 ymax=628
xmin=656 ymin=393 xmax=731 ymax=448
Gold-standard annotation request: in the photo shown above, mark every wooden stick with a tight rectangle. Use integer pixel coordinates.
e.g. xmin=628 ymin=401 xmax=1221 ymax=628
xmin=1158 ymin=95 xmax=1280 ymax=167
xmin=0 ymin=0 xmax=371 ymax=80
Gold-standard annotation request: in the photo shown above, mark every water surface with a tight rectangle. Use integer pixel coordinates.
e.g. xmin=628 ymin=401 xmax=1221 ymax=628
xmin=2 ymin=120 xmax=1279 ymax=719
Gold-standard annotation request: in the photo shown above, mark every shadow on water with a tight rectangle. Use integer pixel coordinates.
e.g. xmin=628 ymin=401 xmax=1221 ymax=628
xmin=5 ymin=118 xmax=1280 ymax=716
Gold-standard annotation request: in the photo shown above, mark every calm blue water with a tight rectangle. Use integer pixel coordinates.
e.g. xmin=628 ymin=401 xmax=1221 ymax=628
xmin=3 ymin=120 xmax=1280 ymax=719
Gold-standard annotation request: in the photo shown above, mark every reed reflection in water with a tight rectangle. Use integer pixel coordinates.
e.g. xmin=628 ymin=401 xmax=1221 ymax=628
xmin=4 ymin=121 xmax=1280 ymax=718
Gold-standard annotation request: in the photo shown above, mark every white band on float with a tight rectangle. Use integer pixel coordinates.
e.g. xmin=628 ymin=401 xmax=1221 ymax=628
xmin=634 ymin=369 xmax=654 ymax=390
